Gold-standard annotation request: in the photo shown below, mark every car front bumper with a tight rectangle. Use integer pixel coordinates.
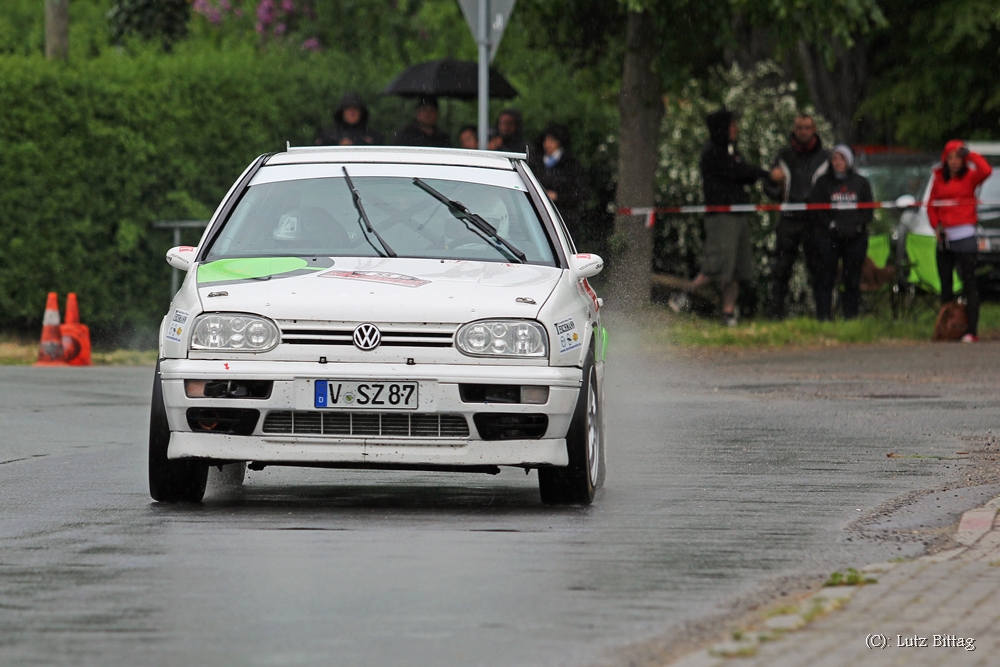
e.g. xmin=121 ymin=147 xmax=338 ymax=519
xmin=160 ymin=359 xmax=582 ymax=468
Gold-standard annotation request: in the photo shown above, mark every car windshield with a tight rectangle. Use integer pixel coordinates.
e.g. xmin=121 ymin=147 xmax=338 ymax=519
xmin=203 ymin=175 xmax=556 ymax=265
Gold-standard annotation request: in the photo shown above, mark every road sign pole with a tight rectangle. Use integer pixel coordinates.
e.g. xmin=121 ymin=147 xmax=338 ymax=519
xmin=477 ymin=0 xmax=490 ymax=149
xmin=152 ymin=220 xmax=209 ymax=297
xmin=171 ymin=227 xmax=182 ymax=295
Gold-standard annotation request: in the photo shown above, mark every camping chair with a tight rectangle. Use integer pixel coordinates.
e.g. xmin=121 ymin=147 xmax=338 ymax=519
xmin=858 ymin=233 xmax=895 ymax=316
xmin=895 ymin=232 xmax=962 ymax=319
xmin=868 ymin=233 xmax=891 ymax=269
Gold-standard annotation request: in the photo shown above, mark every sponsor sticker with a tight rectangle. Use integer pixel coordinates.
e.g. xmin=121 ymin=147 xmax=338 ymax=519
xmin=166 ymin=308 xmax=189 ymax=343
xmin=555 ymin=316 xmax=581 ymax=354
xmin=581 ymin=278 xmax=600 ymax=312
xmin=319 ymin=270 xmax=430 ymax=288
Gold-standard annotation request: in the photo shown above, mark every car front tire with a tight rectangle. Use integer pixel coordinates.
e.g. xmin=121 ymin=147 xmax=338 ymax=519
xmin=148 ymin=361 xmax=208 ymax=503
xmin=539 ymin=344 xmax=602 ymax=505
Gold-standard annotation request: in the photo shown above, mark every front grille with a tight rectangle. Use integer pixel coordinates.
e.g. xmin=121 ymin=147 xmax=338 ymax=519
xmin=279 ymin=323 xmax=454 ymax=348
xmin=262 ymin=411 xmax=470 ymax=438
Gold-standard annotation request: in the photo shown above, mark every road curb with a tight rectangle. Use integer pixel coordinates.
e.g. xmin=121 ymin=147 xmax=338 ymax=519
xmin=665 ymin=494 xmax=1000 ymax=666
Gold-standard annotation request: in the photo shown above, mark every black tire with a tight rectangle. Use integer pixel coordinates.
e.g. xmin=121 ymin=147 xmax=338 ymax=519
xmin=539 ymin=344 xmax=602 ymax=505
xmin=148 ymin=361 xmax=208 ymax=503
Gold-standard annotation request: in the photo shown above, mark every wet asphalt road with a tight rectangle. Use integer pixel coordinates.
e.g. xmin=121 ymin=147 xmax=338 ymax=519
xmin=2 ymin=329 xmax=999 ymax=667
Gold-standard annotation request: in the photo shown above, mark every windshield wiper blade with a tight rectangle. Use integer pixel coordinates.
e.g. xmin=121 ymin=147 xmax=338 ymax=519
xmin=412 ymin=178 xmax=526 ymax=263
xmin=343 ymin=167 xmax=396 ymax=258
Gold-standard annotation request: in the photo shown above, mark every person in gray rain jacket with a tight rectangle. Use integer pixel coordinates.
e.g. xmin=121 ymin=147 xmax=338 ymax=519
xmin=808 ymin=144 xmax=874 ymax=321
xmin=669 ymin=109 xmax=775 ymax=325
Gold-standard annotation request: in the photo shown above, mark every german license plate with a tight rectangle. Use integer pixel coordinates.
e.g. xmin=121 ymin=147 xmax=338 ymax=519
xmin=314 ymin=380 xmax=418 ymax=410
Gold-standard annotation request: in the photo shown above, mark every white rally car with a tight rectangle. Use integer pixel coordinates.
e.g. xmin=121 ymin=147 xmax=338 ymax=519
xmin=151 ymin=146 xmax=606 ymax=505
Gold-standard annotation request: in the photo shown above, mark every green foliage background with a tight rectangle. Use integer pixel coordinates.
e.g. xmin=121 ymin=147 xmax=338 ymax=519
xmin=1 ymin=0 xmax=999 ymax=339
xmin=0 ymin=0 xmax=618 ymax=343
xmin=0 ymin=45 xmax=358 ymax=342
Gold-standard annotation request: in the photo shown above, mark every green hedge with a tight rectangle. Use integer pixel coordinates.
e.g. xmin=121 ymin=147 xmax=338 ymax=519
xmin=0 ymin=45 xmax=359 ymax=343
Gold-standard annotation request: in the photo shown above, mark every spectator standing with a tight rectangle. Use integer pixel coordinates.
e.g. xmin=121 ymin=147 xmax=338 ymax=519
xmin=393 ymin=97 xmax=451 ymax=148
xmin=764 ymin=114 xmax=830 ymax=320
xmin=929 ymin=141 xmax=993 ymax=342
xmin=669 ymin=109 xmax=774 ymax=325
xmin=808 ymin=145 xmax=874 ymax=320
xmin=458 ymin=125 xmax=479 ymax=149
xmin=317 ymin=92 xmax=383 ymax=146
xmin=531 ymin=124 xmax=589 ymax=240
xmin=494 ymin=108 xmax=527 ymax=153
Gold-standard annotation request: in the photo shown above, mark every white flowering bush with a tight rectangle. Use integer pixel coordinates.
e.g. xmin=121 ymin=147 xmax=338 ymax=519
xmin=654 ymin=62 xmax=833 ymax=317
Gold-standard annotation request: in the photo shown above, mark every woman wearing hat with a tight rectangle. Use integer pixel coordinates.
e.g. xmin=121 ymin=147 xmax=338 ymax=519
xmin=808 ymin=144 xmax=874 ymax=320
xmin=531 ymin=123 xmax=589 ymax=241
xmin=928 ymin=141 xmax=993 ymax=342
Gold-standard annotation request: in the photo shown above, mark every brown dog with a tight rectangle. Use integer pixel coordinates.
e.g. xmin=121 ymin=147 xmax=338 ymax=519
xmin=932 ymin=301 xmax=968 ymax=341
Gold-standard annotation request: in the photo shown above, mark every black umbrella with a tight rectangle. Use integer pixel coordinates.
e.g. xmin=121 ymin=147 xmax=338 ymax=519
xmin=382 ymin=58 xmax=518 ymax=100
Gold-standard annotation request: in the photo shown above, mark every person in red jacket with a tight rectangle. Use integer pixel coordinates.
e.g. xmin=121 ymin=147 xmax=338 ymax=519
xmin=928 ymin=141 xmax=993 ymax=342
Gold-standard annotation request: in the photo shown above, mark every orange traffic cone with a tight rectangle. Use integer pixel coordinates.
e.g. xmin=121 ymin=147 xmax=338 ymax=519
xmin=34 ymin=292 xmax=68 ymax=366
xmin=61 ymin=292 xmax=92 ymax=366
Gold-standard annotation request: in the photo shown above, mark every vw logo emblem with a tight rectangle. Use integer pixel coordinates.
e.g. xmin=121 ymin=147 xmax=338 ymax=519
xmin=353 ymin=323 xmax=381 ymax=351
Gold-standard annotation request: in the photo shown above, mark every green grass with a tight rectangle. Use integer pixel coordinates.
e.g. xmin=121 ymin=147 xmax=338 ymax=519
xmin=0 ymin=338 xmax=36 ymax=365
xmin=0 ymin=336 xmax=156 ymax=366
xmin=664 ymin=303 xmax=1000 ymax=349
xmin=823 ymin=568 xmax=877 ymax=587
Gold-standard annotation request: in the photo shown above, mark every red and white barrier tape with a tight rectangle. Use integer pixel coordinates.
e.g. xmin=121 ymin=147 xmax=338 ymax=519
xmin=617 ymin=199 xmax=1000 ymax=228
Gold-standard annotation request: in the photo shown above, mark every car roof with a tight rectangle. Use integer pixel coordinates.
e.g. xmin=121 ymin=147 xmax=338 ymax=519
xmin=267 ymin=145 xmax=527 ymax=170
xmin=966 ymin=142 xmax=1000 ymax=156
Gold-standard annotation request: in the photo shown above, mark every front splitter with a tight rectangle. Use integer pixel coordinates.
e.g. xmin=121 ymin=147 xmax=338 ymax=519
xmin=168 ymin=431 xmax=570 ymax=467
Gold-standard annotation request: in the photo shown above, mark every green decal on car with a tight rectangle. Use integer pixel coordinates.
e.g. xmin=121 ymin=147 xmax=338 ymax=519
xmin=601 ymin=326 xmax=608 ymax=362
xmin=198 ymin=257 xmax=321 ymax=284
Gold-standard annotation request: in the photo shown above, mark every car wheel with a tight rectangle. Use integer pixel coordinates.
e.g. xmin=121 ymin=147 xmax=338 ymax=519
xmin=539 ymin=345 xmax=601 ymax=505
xmin=148 ymin=361 xmax=208 ymax=503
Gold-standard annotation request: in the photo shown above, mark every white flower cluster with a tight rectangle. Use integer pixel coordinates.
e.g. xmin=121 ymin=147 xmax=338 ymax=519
xmin=654 ymin=61 xmax=834 ymax=316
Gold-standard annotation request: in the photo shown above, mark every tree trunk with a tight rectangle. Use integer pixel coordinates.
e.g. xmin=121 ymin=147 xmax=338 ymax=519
xmin=45 ymin=0 xmax=69 ymax=61
xmin=725 ymin=12 xmax=774 ymax=72
xmin=796 ymin=38 xmax=868 ymax=144
xmin=610 ymin=10 xmax=663 ymax=310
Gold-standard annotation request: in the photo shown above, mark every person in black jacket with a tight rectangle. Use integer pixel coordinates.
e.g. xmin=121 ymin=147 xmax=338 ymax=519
xmin=531 ymin=124 xmax=590 ymax=241
xmin=669 ymin=109 xmax=774 ymax=325
xmin=490 ymin=108 xmax=528 ymax=153
xmin=763 ymin=114 xmax=830 ymax=319
xmin=317 ymin=92 xmax=383 ymax=146
xmin=393 ymin=97 xmax=451 ymax=148
xmin=808 ymin=144 xmax=874 ymax=320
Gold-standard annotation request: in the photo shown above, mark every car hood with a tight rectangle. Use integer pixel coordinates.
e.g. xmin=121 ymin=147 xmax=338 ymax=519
xmin=194 ymin=256 xmax=562 ymax=323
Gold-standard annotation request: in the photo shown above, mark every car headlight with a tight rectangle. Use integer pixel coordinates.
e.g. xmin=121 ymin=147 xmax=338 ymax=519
xmin=456 ymin=320 xmax=548 ymax=358
xmin=190 ymin=313 xmax=280 ymax=352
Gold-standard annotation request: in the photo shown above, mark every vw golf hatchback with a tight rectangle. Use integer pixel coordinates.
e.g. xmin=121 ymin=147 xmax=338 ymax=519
xmin=151 ymin=146 xmax=606 ymax=504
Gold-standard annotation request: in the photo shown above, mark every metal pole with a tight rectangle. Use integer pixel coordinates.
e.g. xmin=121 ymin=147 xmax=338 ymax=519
xmin=171 ymin=227 xmax=182 ymax=295
xmin=45 ymin=0 xmax=69 ymax=61
xmin=155 ymin=220 xmax=207 ymax=295
xmin=477 ymin=0 xmax=490 ymax=149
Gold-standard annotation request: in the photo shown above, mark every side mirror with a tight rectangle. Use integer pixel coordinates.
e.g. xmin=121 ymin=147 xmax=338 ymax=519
xmin=568 ymin=253 xmax=604 ymax=280
xmin=895 ymin=194 xmax=917 ymax=209
xmin=166 ymin=246 xmax=198 ymax=272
